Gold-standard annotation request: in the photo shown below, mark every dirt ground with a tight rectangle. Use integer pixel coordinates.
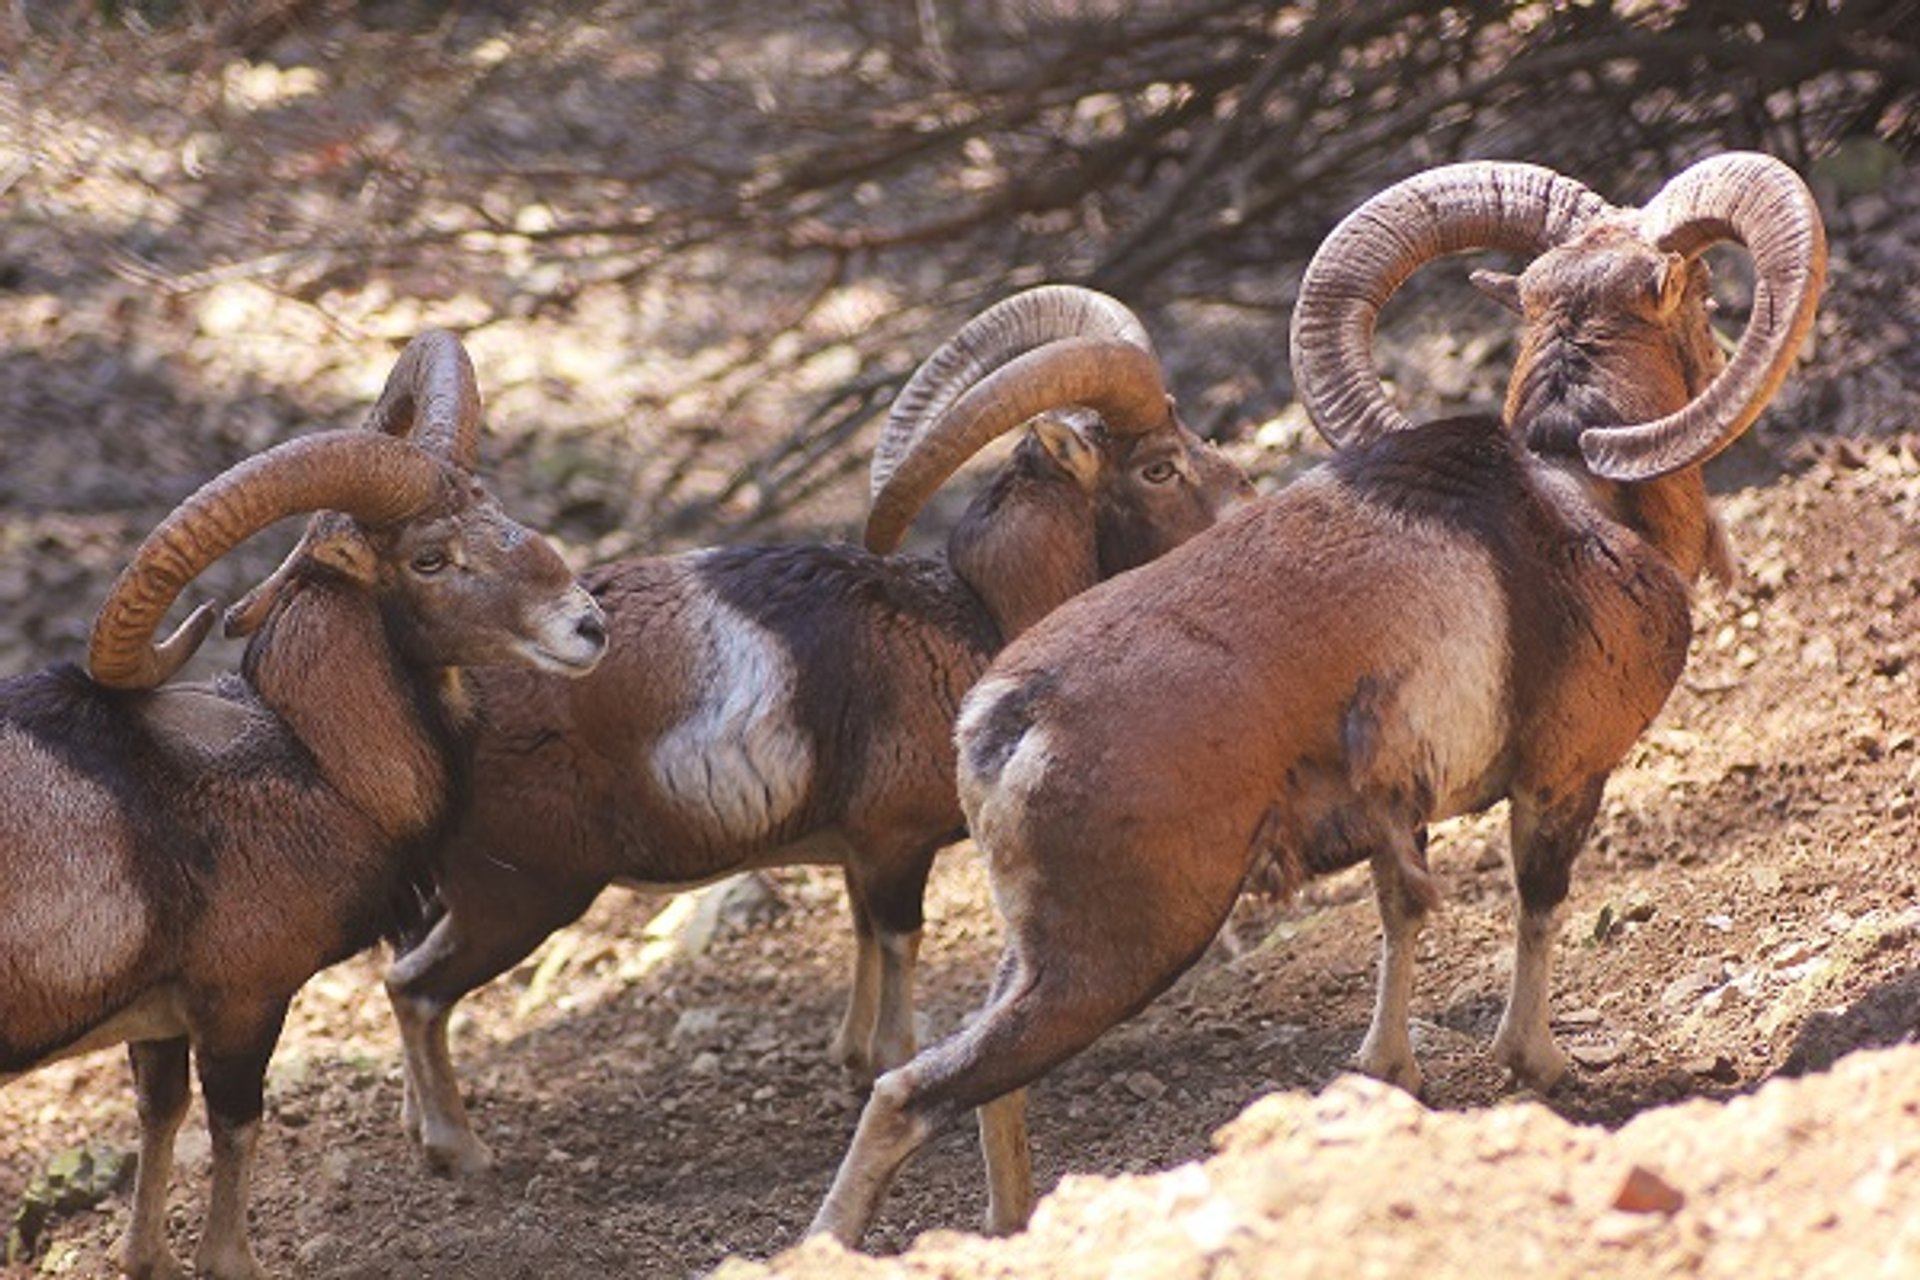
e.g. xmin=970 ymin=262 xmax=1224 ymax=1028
xmin=4 ymin=6 xmax=1919 ymax=1279
xmin=6 ymin=432 xmax=1920 ymax=1277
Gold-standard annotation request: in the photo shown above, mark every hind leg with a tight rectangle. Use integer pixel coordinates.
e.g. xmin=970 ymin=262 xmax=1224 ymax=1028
xmin=808 ymin=959 xmax=1105 ymax=1247
xmin=1354 ymin=828 xmax=1437 ymax=1094
xmin=1492 ymin=778 xmax=1605 ymax=1090
xmin=189 ymin=1002 xmax=288 ymax=1280
xmin=810 ymin=862 xmax=1239 ymax=1248
xmin=829 ymin=875 xmax=884 ymax=1081
xmin=387 ymin=871 xmax=601 ymax=1175
xmin=122 ymin=1038 xmax=191 ymax=1280
xmin=832 ymin=842 xmax=939 ymax=1086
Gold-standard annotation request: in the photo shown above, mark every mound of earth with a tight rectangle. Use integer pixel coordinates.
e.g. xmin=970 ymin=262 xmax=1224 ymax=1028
xmin=728 ymin=1043 xmax=1920 ymax=1280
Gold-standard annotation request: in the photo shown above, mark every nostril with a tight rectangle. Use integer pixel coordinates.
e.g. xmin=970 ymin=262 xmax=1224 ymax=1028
xmin=576 ymin=614 xmax=608 ymax=648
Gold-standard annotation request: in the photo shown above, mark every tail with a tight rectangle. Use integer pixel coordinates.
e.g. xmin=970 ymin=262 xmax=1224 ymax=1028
xmin=956 ymin=671 xmax=1058 ymax=792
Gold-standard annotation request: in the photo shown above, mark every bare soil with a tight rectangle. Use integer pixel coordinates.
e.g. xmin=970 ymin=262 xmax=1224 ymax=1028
xmin=5 ymin=430 xmax=1920 ymax=1278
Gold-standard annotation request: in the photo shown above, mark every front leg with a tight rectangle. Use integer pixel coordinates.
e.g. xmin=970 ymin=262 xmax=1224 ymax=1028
xmin=1492 ymin=778 xmax=1605 ymax=1091
xmin=123 ymin=1038 xmax=191 ymax=1280
xmin=191 ymin=1006 xmax=287 ymax=1280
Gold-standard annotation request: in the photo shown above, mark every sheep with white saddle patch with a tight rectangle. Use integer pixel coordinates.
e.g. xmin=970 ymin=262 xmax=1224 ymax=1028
xmin=808 ymin=152 xmax=1826 ymax=1246
xmin=0 ymin=331 xmax=606 ymax=1280
xmin=372 ymin=286 xmax=1254 ymax=1177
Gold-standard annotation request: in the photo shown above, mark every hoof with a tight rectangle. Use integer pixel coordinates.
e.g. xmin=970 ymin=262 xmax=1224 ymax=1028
xmin=422 ymin=1132 xmax=495 ymax=1179
xmin=1354 ymin=1036 xmax=1424 ymax=1097
xmin=1492 ymin=1026 xmax=1570 ymax=1093
xmin=833 ymin=1043 xmax=878 ymax=1093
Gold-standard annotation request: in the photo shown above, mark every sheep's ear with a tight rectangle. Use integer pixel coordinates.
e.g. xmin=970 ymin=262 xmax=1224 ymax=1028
xmin=306 ymin=526 xmax=379 ymax=585
xmin=1029 ymin=411 xmax=1103 ymax=491
xmin=1652 ymin=251 xmax=1689 ymax=317
xmin=1470 ymin=269 xmax=1523 ymax=314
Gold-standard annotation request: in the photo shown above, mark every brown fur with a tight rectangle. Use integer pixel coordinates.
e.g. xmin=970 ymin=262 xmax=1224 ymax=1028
xmin=0 ymin=465 xmax=601 ymax=1280
xmin=807 ymin=212 xmax=1777 ymax=1251
xmin=383 ymin=411 xmax=1251 ymax=1176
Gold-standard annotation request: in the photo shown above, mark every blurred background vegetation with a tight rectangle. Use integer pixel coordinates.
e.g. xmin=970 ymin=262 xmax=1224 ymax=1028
xmin=0 ymin=0 xmax=1913 ymax=672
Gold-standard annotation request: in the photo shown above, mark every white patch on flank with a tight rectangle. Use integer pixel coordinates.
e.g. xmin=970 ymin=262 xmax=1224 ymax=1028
xmin=0 ymin=730 xmax=158 ymax=1052
xmin=648 ymin=598 xmax=814 ymax=846
xmin=1394 ymin=547 xmax=1512 ymax=817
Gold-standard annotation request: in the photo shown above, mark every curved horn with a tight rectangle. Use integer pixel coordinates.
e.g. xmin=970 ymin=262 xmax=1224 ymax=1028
xmin=865 ymin=287 xmax=1171 ymax=554
xmin=1579 ymin=152 xmax=1827 ymax=481
xmin=362 ymin=329 xmax=484 ymax=469
xmin=1290 ymin=162 xmax=1610 ymax=449
xmin=88 ymin=432 xmax=453 ymax=689
xmin=225 ymin=330 xmax=483 ymax=638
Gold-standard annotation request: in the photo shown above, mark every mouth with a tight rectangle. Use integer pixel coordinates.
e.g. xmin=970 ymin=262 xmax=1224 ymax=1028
xmin=524 ymin=640 xmax=606 ymax=676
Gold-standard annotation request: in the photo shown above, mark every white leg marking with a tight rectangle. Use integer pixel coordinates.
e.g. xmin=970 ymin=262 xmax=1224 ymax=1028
xmin=808 ymin=1070 xmax=930 ymax=1247
xmin=978 ymin=1088 xmax=1034 ymax=1235
xmin=122 ymin=1076 xmax=187 ymax=1280
xmin=387 ymin=975 xmax=493 ymax=1177
xmin=869 ymin=928 xmax=922 ymax=1077
xmin=1492 ymin=904 xmax=1570 ymax=1090
xmin=831 ymin=904 xmax=883 ymax=1083
xmin=1355 ymin=850 xmax=1427 ymax=1094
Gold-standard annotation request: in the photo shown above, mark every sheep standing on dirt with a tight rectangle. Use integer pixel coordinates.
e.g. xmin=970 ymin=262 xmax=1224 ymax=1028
xmin=0 ymin=331 xmax=607 ymax=1280
xmin=807 ymin=152 xmax=1827 ymax=1246
xmin=378 ymin=286 xmax=1254 ymax=1178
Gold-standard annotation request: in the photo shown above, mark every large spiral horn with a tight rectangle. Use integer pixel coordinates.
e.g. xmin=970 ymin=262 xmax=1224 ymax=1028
xmin=361 ymin=329 xmax=484 ymax=469
xmin=865 ymin=286 xmax=1172 ymax=554
xmin=1578 ymin=152 xmax=1827 ymax=481
xmin=224 ymin=330 xmax=484 ymax=638
xmin=1289 ymin=161 xmax=1609 ymax=449
xmin=88 ymin=432 xmax=454 ymax=689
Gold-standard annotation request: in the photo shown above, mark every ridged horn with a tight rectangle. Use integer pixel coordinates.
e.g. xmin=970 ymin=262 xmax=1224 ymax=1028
xmin=224 ymin=330 xmax=483 ymax=638
xmin=1579 ymin=152 xmax=1827 ymax=481
xmin=1290 ymin=161 xmax=1609 ymax=449
xmin=865 ymin=286 xmax=1171 ymax=554
xmin=88 ymin=432 xmax=453 ymax=689
xmin=362 ymin=329 xmax=484 ymax=468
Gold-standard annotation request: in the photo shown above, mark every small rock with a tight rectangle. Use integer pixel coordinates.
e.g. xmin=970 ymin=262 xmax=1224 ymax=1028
xmin=1122 ymin=1071 xmax=1168 ymax=1102
xmin=1611 ymin=1164 xmax=1686 ymax=1214
xmin=670 ymin=1006 xmax=726 ymax=1049
xmin=1801 ymin=634 xmax=1840 ymax=670
xmin=688 ymin=1050 xmax=722 ymax=1076
xmin=1683 ymin=1053 xmax=1739 ymax=1083
xmin=1661 ymin=967 xmax=1720 ymax=1009
xmin=1569 ymin=1038 xmax=1629 ymax=1070
xmin=296 ymin=1232 xmax=346 ymax=1270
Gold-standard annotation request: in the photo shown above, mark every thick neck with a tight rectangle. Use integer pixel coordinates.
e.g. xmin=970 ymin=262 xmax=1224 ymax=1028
xmin=946 ymin=465 xmax=1099 ymax=641
xmin=1509 ymin=328 xmax=1727 ymax=584
xmin=1603 ymin=465 xmax=1731 ymax=586
xmin=245 ymin=582 xmax=459 ymax=843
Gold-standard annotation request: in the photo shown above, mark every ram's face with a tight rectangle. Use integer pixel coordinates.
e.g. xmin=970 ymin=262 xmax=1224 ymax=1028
xmin=1091 ymin=415 xmax=1255 ymax=577
xmin=370 ymin=481 xmax=607 ymax=677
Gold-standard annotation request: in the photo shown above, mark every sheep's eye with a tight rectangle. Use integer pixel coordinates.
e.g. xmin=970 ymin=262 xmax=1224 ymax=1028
xmin=1141 ymin=460 xmax=1179 ymax=484
xmin=411 ymin=550 xmax=451 ymax=576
